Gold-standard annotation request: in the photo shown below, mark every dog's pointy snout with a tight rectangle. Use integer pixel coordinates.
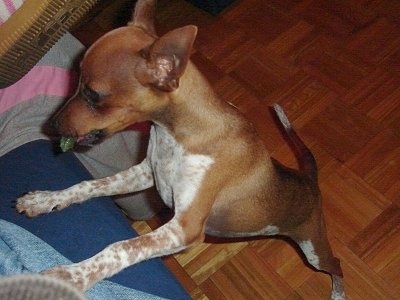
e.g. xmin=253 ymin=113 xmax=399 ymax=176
xmin=50 ymin=117 xmax=60 ymax=131
xmin=48 ymin=115 xmax=64 ymax=135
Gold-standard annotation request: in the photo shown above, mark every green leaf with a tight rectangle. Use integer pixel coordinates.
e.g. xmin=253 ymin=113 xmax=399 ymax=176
xmin=60 ymin=136 xmax=76 ymax=152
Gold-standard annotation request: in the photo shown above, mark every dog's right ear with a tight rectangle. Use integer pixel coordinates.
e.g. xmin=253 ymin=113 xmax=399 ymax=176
xmin=135 ymin=25 xmax=197 ymax=92
xmin=129 ymin=0 xmax=157 ymax=35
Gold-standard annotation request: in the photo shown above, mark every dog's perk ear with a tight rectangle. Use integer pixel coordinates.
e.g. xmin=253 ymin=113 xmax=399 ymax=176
xmin=136 ymin=25 xmax=198 ymax=92
xmin=129 ymin=0 xmax=157 ymax=35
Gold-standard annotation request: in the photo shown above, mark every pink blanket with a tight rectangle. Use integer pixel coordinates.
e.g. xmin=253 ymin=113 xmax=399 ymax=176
xmin=0 ymin=0 xmax=26 ymax=25
xmin=0 ymin=66 xmax=77 ymax=114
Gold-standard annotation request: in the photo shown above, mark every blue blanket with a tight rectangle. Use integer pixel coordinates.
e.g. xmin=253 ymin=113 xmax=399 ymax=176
xmin=0 ymin=219 xmax=164 ymax=300
xmin=0 ymin=140 xmax=189 ymax=299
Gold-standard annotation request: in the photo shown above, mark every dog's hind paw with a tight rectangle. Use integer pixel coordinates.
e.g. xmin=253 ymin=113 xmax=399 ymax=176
xmin=16 ymin=191 xmax=67 ymax=217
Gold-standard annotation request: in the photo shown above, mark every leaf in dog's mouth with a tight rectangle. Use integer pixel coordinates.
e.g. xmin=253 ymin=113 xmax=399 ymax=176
xmin=59 ymin=136 xmax=77 ymax=152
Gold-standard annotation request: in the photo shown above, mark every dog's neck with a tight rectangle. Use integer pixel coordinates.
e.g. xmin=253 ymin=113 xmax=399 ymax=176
xmin=152 ymin=62 xmax=245 ymax=149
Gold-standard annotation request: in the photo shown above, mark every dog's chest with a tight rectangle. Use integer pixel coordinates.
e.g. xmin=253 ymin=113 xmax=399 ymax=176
xmin=147 ymin=125 xmax=214 ymax=211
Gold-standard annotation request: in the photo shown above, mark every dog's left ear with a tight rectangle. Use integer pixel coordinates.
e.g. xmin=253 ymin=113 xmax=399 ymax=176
xmin=136 ymin=25 xmax=198 ymax=92
xmin=130 ymin=0 xmax=157 ymax=35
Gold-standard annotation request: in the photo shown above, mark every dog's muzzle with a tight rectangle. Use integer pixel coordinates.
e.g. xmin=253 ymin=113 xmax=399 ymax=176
xmin=59 ymin=129 xmax=105 ymax=152
xmin=76 ymin=129 xmax=105 ymax=146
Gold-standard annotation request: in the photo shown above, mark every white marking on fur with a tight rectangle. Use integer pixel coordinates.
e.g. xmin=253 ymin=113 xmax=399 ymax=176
xmin=298 ymin=240 xmax=320 ymax=269
xmin=205 ymin=224 xmax=280 ymax=238
xmin=263 ymin=225 xmax=280 ymax=235
xmin=174 ymin=154 xmax=214 ymax=213
xmin=273 ymin=103 xmax=291 ymax=130
xmin=331 ymin=275 xmax=345 ymax=300
xmin=227 ymin=101 xmax=238 ymax=109
xmin=148 ymin=124 xmax=214 ymax=212
xmin=146 ymin=219 xmax=187 ymax=256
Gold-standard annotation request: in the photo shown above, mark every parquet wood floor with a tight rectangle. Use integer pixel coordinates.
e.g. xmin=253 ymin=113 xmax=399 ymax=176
xmin=73 ymin=0 xmax=400 ymax=299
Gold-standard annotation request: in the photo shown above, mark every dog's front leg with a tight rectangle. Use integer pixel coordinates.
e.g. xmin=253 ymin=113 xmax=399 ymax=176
xmin=16 ymin=159 xmax=154 ymax=217
xmin=41 ymin=217 xmax=198 ymax=291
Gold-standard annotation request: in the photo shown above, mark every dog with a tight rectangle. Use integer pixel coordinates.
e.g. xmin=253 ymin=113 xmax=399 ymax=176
xmin=16 ymin=0 xmax=345 ymax=298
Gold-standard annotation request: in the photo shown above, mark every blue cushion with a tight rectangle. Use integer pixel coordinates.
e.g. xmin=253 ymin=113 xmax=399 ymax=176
xmin=0 ymin=140 xmax=189 ymax=299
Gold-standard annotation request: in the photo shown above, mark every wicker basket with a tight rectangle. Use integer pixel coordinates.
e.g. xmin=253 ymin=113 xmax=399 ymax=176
xmin=0 ymin=0 xmax=100 ymax=88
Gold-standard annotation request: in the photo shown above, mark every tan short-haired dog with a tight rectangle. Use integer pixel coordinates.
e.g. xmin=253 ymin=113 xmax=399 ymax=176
xmin=16 ymin=1 xmax=344 ymax=298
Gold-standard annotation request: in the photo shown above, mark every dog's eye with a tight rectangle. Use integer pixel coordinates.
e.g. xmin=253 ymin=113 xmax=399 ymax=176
xmin=139 ymin=48 xmax=150 ymax=59
xmin=81 ymin=85 xmax=100 ymax=105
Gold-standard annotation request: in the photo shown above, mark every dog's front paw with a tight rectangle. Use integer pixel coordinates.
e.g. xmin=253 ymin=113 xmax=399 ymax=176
xmin=41 ymin=265 xmax=89 ymax=292
xmin=16 ymin=191 xmax=65 ymax=217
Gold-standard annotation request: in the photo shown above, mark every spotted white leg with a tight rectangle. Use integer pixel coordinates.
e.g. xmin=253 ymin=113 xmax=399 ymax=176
xmin=331 ymin=275 xmax=345 ymax=300
xmin=41 ymin=217 xmax=190 ymax=291
xmin=16 ymin=159 xmax=154 ymax=217
xmin=297 ymin=239 xmax=345 ymax=299
xmin=298 ymin=239 xmax=320 ymax=269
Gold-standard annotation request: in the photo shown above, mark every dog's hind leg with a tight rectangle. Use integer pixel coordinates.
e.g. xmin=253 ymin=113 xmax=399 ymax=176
xmin=289 ymin=215 xmax=345 ymax=300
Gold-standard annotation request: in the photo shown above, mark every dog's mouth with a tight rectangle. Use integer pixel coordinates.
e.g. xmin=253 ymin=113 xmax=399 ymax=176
xmin=77 ymin=129 xmax=105 ymax=146
xmin=59 ymin=129 xmax=105 ymax=152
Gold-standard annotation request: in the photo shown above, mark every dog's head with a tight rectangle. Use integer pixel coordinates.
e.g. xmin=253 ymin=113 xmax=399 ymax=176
xmin=52 ymin=0 xmax=197 ymax=147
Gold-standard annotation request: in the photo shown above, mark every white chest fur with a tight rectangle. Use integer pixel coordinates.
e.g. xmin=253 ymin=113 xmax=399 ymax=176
xmin=147 ymin=125 xmax=214 ymax=213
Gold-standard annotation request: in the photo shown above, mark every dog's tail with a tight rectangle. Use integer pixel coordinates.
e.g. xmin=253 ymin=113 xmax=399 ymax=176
xmin=272 ymin=104 xmax=318 ymax=179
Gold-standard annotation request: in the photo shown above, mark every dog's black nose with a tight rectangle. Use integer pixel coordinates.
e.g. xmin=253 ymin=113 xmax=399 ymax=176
xmin=49 ymin=116 xmax=61 ymax=132
xmin=41 ymin=116 xmax=63 ymax=138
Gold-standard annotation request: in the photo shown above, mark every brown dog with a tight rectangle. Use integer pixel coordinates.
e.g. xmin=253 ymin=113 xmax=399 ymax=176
xmin=16 ymin=0 xmax=344 ymax=298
